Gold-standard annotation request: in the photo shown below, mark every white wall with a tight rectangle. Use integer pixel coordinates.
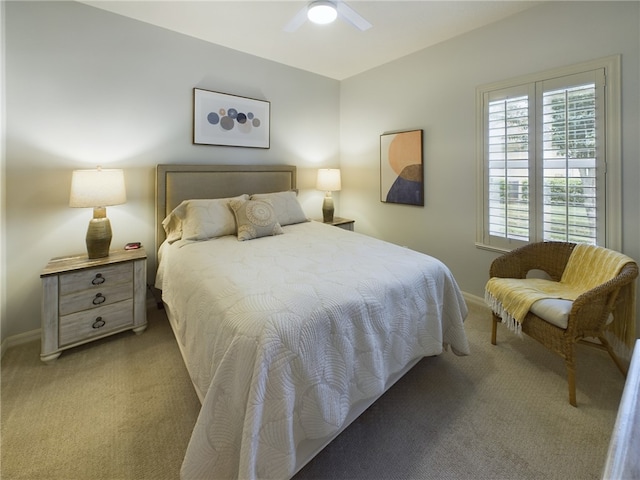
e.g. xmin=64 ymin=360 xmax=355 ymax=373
xmin=339 ymin=1 xmax=640 ymax=327
xmin=3 ymin=1 xmax=340 ymax=341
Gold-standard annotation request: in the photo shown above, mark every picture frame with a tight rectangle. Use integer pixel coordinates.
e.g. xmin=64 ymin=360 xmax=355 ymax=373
xmin=380 ymin=129 xmax=424 ymax=206
xmin=193 ymin=88 xmax=270 ymax=148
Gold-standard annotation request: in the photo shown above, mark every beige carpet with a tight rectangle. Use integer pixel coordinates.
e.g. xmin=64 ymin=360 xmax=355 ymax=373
xmin=1 ymin=299 xmax=625 ymax=480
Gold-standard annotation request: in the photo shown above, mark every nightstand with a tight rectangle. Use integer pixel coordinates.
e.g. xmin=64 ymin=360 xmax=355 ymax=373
xmin=40 ymin=248 xmax=147 ymax=363
xmin=325 ymin=217 xmax=355 ymax=231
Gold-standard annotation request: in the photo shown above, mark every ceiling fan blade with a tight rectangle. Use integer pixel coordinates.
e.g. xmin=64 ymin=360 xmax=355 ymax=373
xmin=337 ymin=1 xmax=372 ymax=31
xmin=284 ymin=5 xmax=309 ymax=32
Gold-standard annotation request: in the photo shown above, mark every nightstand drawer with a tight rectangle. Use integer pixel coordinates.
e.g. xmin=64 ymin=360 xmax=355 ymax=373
xmin=59 ymin=281 xmax=133 ymax=316
xmin=59 ymin=263 xmax=132 ymax=296
xmin=59 ymin=299 xmax=134 ymax=346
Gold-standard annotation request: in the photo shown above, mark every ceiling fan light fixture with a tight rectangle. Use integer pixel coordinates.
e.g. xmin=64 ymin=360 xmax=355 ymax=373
xmin=307 ymin=1 xmax=338 ymax=25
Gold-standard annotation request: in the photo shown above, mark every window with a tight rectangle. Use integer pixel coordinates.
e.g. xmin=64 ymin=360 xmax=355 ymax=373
xmin=476 ymin=56 xmax=621 ymax=252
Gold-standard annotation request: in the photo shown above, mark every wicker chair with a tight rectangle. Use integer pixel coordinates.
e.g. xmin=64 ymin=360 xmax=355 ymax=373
xmin=489 ymin=241 xmax=638 ymax=407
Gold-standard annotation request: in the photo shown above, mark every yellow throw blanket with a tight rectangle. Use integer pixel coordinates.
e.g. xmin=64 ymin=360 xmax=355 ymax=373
xmin=561 ymin=243 xmax=633 ymax=292
xmin=485 ymin=244 xmax=635 ymax=349
xmin=485 ymin=277 xmax=582 ymax=335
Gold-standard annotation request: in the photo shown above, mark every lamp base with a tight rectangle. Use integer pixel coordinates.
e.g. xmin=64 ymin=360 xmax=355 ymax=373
xmin=322 ymin=194 xmax=334 ymax=223
xmin=86 ymin=207 xmax=112 ymax=259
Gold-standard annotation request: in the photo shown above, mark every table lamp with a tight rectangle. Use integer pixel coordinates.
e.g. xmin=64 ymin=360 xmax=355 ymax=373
xmin=69 ymin=166 xmax=126 ymax=259
xmin=316 ymin=168 xmax=341 ymax=223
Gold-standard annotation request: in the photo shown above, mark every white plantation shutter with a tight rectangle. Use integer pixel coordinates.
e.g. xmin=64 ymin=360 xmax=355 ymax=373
xmin=477 ymin=57 xmax=620 ymax=252
xmin=538 ymin=70 xmax=605 ymax=245
xmin=485 ymin=85 xmax=534 ymax=247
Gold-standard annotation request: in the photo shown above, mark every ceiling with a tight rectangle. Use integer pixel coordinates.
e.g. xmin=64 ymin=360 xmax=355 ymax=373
xmin=80 ymin=1 xmax=541 ymax=80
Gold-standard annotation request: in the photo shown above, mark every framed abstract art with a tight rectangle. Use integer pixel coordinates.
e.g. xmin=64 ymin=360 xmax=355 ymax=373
xmin=193 ymin=88 xmax=270 ymax=148
xmin=380 ymin=129 xmax=424 ymax=206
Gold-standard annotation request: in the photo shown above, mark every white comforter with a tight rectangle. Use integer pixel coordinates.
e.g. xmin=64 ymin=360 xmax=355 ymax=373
xmin=156 ymin=221 xmax=469 ymax=480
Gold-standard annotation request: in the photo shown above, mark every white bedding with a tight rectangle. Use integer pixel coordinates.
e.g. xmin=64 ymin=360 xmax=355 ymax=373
xmin=156 ymin=221 xmax=470 ymax=480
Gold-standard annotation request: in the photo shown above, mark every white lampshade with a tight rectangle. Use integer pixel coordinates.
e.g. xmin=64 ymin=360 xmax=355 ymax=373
xmin=307 ymin=1 xmax=337 ymax=24
xmin=69 ymin=167 xmax=126 ymax=208
xmin=316 ymin=168 xmax=342 ymax=192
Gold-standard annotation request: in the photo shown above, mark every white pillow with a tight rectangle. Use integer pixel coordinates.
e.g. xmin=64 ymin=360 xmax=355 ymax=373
xmin=229 ymin=198 xmax=284 ymax=241
xmin=162 ymin=195 xmax=249 ymax=243
xmin=250 ymin=191 xmax=308 ymax=226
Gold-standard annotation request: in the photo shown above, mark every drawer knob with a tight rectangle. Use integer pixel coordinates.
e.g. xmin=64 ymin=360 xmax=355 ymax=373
xmin=92 ymin=293 xmax=106 ymax=305
xmin=91 ymin=274 xmax=106 ymax=285
xmin=92 ymin=317 xmax=106 ymax=329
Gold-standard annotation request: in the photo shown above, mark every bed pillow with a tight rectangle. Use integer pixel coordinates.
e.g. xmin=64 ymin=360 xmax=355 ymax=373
xmin=162 ymin=204 xmax=186 ymax=244
xmin=162 ymin=195 xmax=249 ymax=243
xmin=182 ymin=196 xmax=250 ymax=241
xmin=250 ymin=191 xmax=309 ymax=226
xmin=229 ymin=198 xmax=284 ymax=241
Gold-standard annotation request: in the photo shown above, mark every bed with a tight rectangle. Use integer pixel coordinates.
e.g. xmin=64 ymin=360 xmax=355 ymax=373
xmin=154 ymin=164 xmax=470 ymax=480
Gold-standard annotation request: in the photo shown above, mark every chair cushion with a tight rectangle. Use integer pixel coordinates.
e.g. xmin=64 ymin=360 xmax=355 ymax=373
xmin=530 ymin=298 xmax=614 ymax=330
xmin=530 ymin=298 xmax=573 ymax=329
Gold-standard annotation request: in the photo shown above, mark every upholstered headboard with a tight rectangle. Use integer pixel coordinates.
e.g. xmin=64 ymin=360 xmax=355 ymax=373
xmin=155 ymin=164 xmax=297 ymax=250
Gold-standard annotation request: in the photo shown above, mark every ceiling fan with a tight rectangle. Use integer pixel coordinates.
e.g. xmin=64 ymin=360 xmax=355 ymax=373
xmin=284 ymin=1 xmax=372 ymax=32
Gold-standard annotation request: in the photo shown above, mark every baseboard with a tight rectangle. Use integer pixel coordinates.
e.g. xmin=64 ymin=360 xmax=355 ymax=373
xmin=1 ymin=328 xmax=40 ymax=358
xmin=462 ymin=291 xmax=487 ymax=310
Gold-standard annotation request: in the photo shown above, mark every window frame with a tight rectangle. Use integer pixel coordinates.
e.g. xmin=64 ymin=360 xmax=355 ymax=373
xmin=475 ymin=55 xmax=621 ymax=253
